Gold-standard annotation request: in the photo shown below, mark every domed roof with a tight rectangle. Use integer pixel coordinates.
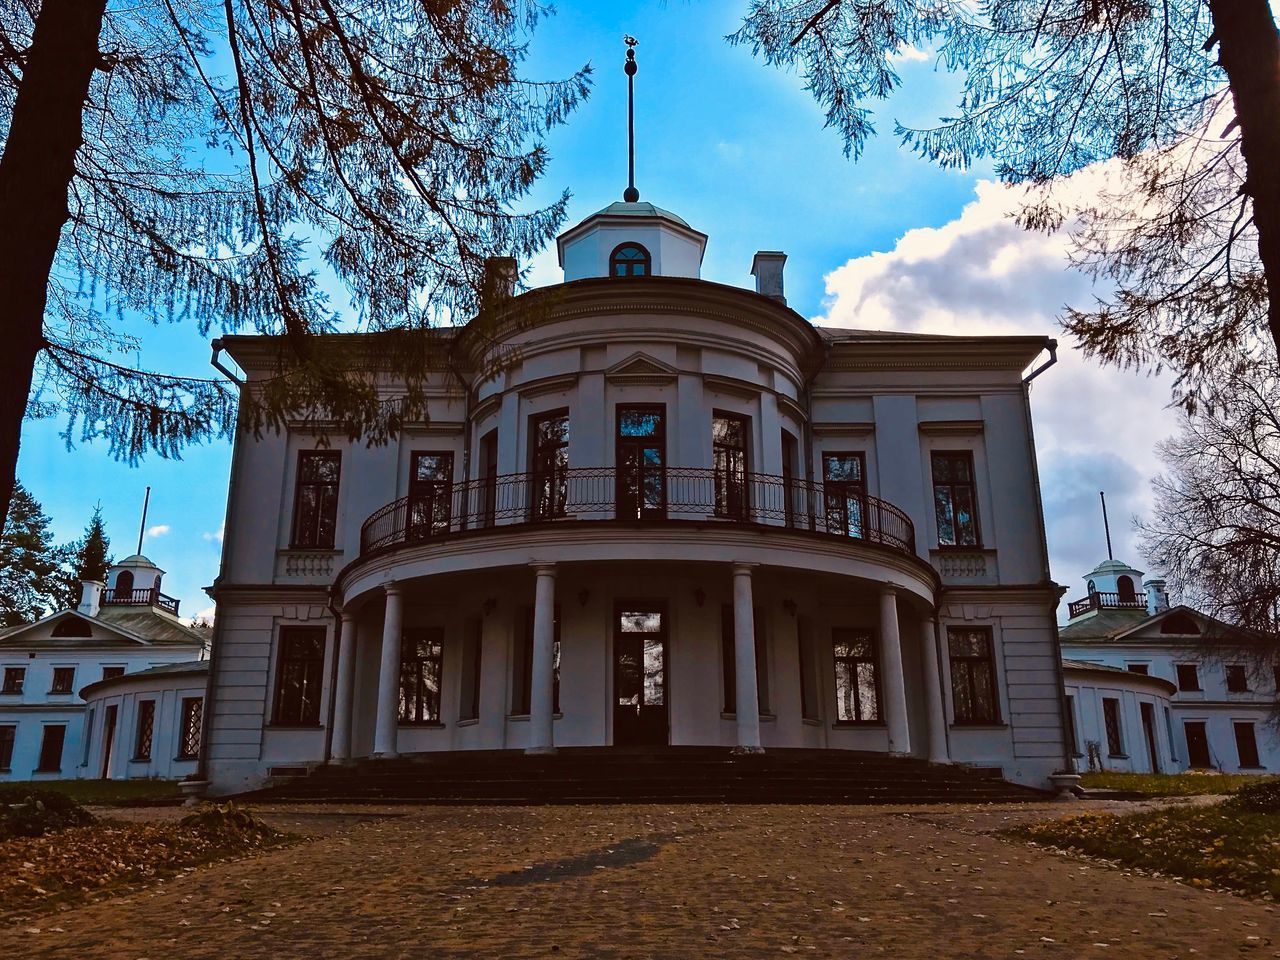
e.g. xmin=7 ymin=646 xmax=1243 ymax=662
xmin=587 ymin=201 xmax=692 ymax=229
xmin=117 ymin=553 xmax=158 ymax=567
xmin=1087 ymin=558 xmax=1142 ymax=577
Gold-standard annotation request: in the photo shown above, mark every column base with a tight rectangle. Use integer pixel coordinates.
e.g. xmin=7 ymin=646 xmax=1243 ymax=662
xmin=926 ymin=756 xmax=952 ymax=765
xmin=731 ymin=744 xmax=765 ymax=755
xmin=524 ymin=745 xmax=557 ymax=755
xmin=371 ymin=751 xmax=399 ymax=761
xmin=328 ymin=756 xmax=357 ymax=767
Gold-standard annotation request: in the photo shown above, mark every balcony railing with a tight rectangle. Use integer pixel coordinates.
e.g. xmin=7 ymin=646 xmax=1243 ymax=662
xmin=1067 ymin=591 xmax=1148 ymax=619
xmin=360 ymin=466 xmax=916 ymax=561
xmin=102 ymin=587 xmax=181 ymax=616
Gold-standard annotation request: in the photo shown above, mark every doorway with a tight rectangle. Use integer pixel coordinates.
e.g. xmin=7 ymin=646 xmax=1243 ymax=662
xmin=1140 ymin=702 xmax=1161 ymax=773
xmin=1184 ymin=720 xmax=1211 ymax=768
xmin=100 ymin=704 xmax=117 ymax=779
xmin=616 ymin=406 xmax=666 ymax=520
xmin=613 ymin=603 xmax=668 ymax=746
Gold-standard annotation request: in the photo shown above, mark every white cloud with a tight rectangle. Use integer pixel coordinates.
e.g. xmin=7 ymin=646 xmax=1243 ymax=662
xmin=202 ymin=524 xmax=224 ymax=544
xmin=889 ymin=44 xmax=931 ymax=64
xmin=815 ymin=170 xmax=1184 ymax=595
xmin=147 ymin=524 xmax=170 ymax=538
xmin=185 ymin=604 xmax=216 ymax=628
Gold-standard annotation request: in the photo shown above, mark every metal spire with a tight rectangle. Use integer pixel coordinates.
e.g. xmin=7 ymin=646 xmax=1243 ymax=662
xmin=136 ymin=485 xmax=151 ymax=555
xmin=1099 ymin=490 xmax=1113 ymax=561
xmin=623 ymin=35 xmax=639 ymax=203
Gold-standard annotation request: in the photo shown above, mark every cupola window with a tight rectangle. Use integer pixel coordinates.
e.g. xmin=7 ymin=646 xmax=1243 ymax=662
xmin=609 ymin=242 xmax=650 ymax=277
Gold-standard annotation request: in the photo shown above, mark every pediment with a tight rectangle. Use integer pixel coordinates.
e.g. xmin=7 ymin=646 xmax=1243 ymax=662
xmin=604 ymin=352 xmax=678 ymax=385
xmin=0 ymin=610 xmax=152 ymax=649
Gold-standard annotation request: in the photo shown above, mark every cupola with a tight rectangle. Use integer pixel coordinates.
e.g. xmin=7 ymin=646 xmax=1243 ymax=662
xmin=556 ymin=202 xmax=708 ymax=281
xmin=1082 ymin=558 xmax=1145 ymax=605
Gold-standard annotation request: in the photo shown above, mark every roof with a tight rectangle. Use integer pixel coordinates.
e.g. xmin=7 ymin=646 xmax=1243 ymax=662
xmin=0 ymin=607 xmax=207 ymax=649
xmin=588 ymin=201 xmax=693 ymax=228
xmin=1085 ymin=558 xmax=1143 ymax=577
xmin=95 ymin=606 xmax=209 ymax=646
xmin=1061 ymin=658 xmax=1177 ymax=694
xmin=79 ymin=659 xmax=208 ymax=700
xmin=1058 ymin=608 xmax=1153 ymax=642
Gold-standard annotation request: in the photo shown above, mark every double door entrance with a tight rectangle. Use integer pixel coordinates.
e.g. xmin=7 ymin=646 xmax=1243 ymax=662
xmin=613 ymin=604 xmax=668 ymax=746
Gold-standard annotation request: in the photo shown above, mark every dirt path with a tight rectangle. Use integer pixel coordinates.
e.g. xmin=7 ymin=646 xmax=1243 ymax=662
xmin=3 ymin=801 xmax=1277 ymax=958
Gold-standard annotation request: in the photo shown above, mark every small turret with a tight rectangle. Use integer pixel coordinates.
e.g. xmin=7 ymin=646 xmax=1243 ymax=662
xmin=1144 ymin=577 xmax=1170 ymax=615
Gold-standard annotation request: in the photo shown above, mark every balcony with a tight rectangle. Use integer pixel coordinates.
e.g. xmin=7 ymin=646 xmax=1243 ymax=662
xmin=1066 ymin=591 xmax=1147 ymax=619
xmin=360 ymin=467 xmax=916 ymax=561
xmin=103 ymin=586 xmax=181 ymax=616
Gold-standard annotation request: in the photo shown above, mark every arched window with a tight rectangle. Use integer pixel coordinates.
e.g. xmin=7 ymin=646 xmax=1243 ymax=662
xmin=1087 ymin=579 xmax=1097 ymax=596
xmin=115 ymin=570 xmax=134 ymax=597
xmin=609 ymin=242 xmax=651 ymax=278
xmin=1160 ymin=613 xmax=1200 ymax=635
xmin=52 ymin=617 xmax=92 ymax=638
xmin=1117 ymin=575 xmax=1136 ymax=602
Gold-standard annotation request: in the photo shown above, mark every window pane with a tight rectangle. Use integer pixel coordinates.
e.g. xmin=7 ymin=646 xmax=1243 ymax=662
xmin=620 ymin=410 xmax=662 ymax=438
xmin=643 ymin=635 xmax=665 ymax=705
xmin=934 ymin=486 xmax=956 ymax=545
xmin=823 ymin=454 xmax=863 ymax=483
xmin=952 ymin=485 xmax=978 ymax=545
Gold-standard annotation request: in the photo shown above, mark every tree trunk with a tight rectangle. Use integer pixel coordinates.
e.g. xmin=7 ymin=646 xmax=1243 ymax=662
xmin=0 ymin=0 xmax=108 ymax=533
xmin=1207 ymin=0 xmax=1280 ymax=358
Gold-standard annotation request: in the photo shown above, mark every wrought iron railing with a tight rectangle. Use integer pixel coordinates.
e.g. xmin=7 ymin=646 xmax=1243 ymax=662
xmin=360 ymin=467 xmax=917 ymax=560
xmin=1067 ymin=591 xmax=1148 ymax=618
xmin=102 ymin=587 xmax=181 ymax=616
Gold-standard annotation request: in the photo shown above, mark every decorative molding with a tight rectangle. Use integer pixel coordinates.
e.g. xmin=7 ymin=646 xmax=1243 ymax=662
xmin=776 ymin=393 xmax=807 ymax=425
xmin=518 ymin=373 xmax=579 ymax=399
xmin=604 ymin=351 xmax=679 ymax=385
xmin=918 ymin=419 xmax=985 ymax=436
xmin=275 ymin=550 xmax=341 ymax=582
xmin=931 ymin=548 xmax=999 ymax=584
xmin=471 ymin=393 xmax=502 ymax=424
xmin=703 ymin=374 xmax=760 ymax=401
xmin=812 ymin=421 xmax=875 ymax=437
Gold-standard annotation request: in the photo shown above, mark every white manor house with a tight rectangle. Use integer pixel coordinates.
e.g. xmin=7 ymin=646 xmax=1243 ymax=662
xmin=201 ymin=195 xmax=1070 ymax=796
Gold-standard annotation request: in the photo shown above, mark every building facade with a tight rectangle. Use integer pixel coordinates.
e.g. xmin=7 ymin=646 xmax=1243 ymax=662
xmin=0 ymin=555 xmax=206 ymax=780
xmin=1060 ymin=559 xmax=1280 ymax=774
xmin=203 ymin=200 xmax=1068 ymax=795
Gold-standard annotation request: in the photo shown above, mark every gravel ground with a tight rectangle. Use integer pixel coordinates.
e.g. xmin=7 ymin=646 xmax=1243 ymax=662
xmin=3 ymin=799 xmax=1277 ymax=958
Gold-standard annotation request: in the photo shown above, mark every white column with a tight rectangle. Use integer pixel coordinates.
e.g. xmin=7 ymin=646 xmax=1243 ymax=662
xmin=330 ymin=612 xmax=358 ymax=762
xmin=372 ymin=584 xmax=404 ymax=759
xmin=879 ymin=585 xmax=912 ymax=755
xmin=526 ymin=563 xmax=557 ymax=754
xmin=919 ymin=616 xmax=950 ymax=763
xmin=732 ymin=563 xmax=764 ymax=754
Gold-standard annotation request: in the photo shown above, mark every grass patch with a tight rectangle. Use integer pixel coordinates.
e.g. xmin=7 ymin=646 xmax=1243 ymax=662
xmin=0 ymin=779 xmax=183 ymax=807
xmin=0 ymin=805 xmax=290 ymax=919
xmin=1013 ymin=804 xmax=1280 ymax=899
xmin=1079 ymin=772 xmax=1273 ymax=797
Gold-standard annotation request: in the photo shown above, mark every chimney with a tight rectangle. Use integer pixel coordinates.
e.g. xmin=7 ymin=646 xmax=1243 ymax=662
xmin=78 ymin=580 xmax=104 ymax=618
xmin=482 ymin=256 xmax=518 ymax=307
xmin=751 ymin=251 xmax=787 ymax=303
xmin=1144 ymin=578 xmax=1169 ymax=615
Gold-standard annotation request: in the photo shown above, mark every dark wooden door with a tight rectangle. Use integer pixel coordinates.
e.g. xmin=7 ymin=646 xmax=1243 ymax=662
xmin=1185 ymin=721 xmax=1211 ymax=768
xmin=100 ymin=704 xmax=117 ymax=779
xmin=1140 ymin=702 xmax=1161 ymax=773
xmin=613 ymin=605 xmax=668 ymax=746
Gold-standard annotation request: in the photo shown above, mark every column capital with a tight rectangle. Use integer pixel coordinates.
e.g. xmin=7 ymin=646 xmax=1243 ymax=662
xmin=731 ymin=562 xmax=758 ymax=577
xmin=339 ymin=609 xmax=357 ymax=624
xmin=529 ymin=561 xmax=557 ymax=577
xmin=880 ymin=580 xmax=900 ymax=596
xmin=383 ymin=581 xmax=403 ymax=597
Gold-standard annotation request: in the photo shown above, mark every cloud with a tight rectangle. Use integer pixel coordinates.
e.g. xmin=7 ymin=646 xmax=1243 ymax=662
xmin=202 ymin=524 xmax=224 ymax=544
xmin=815 ymin=171 xmax=1184 ymax=600
xmin=147 ymin=524 xmax=170 ymax=538
xmin=185 ymin=604 xmax=216 ymax=628
xmin=889 ymin=44 xmax=931 ymax=64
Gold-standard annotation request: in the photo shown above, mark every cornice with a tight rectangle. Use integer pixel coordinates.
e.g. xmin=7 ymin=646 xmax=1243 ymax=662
xmin=918 ymin=419 xmax=985 ymax=436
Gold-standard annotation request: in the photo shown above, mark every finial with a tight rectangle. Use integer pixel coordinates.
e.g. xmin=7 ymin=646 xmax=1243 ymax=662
xmin=623 ymin=35 xmax=639 ymax=203
xmin=1099 ymin=490 xmax=1113 ymax=561
xmin=136 ymin=485 xmax=151 ymax=555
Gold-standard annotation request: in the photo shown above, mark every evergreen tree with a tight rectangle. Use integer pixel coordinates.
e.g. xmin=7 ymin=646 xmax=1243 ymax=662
xmin=0 ymin=482 xmax=69 ymax=627
xmin=57 ymin=504 xmax=112 ymax=609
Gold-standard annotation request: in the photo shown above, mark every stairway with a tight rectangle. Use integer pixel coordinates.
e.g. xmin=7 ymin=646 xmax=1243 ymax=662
xmin=247 ymin=747 xmax=1049 ymax=805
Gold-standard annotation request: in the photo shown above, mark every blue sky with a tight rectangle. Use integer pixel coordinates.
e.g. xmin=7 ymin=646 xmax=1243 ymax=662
xmin=14 ymin=0 xmax=1180 ymax=620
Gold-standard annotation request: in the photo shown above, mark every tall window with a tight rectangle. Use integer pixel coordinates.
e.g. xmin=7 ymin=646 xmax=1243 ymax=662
xmin=513 ymin=608 xmax=560 ymax=715
xmin=712 ymin=413 xmax=750 ymax=519
xmin=720 ymin=605 xmax=769 ymax=714
xmin=609 ymin=242 xmax=651 ymax=277
xmin=1102 ymin=698 xmax=1124 ymax=756
xmin=82 ymin=708 xmax=95 ymax=765
xmin=480 ymin=430 xmax=498 ymax=527
xmin=133 ymin=700 xmax=156 ymax=760
xmin=1225 ymin=664 xmax=1250 ymax=692
xmin=179 ymin=697 xmax=203 ymax=759
xmin=115 ymin=569 xmax=135 ymax=596
xmin=0 ymin=725 xmax=15 ymax=771
xmin=291 ymin=451 xmax=341 ymax=548
xmin=1064 ymin=695 xmax=1080 ymax=756
xmin=833 ymin=628 xmax=880 ymax=723
xmin=459 ymin=619 xmax=483 ymax=722
xmin=781 ymin=430 xmax=799 ymax=527
xmin=823 ymin=452 xmax=866 ymax=538
xmin=1116 ymin=575 xmax=1137 ymax=603
xmin=616 ymin=406 xmax=665 ymax=520
xmin=50 ymin=667 xmax=75 ymax=694
xmin=530 ymin=411 xmax=570 ymax=519
xmin=931 ymin=451 xmax=980 ymax=546
xmin=1234 ymin=722 xmax=1261 ymax=768
xmin=797 ymin=617 xmax=819 ymax=721
xmin=1 ymin=667 xmax=24 ymax=694
xmin=1175 ymin=663 xmax=1201 ymax=691
xmin=407 ymin=451 xmax=454 ymax=539
xmin=399 ymin=628 xmax=445 ymax=724
xmin=947 ymin=626 xmax=999 ymax=724
xmin=272 ymin=626 xmax=327 ymax=725
xmin=37 ymin=725 xmax=66 ymax=772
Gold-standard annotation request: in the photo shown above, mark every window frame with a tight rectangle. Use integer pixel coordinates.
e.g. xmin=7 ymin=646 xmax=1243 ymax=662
xmin=178 ymin=697 xmax=203 ymax=759
xmin=797 ymin=616 xmax=819 ymax=722
xmin=1 ymin=666 xmax=25 ymax=694
xmin=36 ymin=724 xmax=66 ymax=773
xmin=49 ymin=666 xmax=76 ymax=694
xmin=290 ymin=450 xmax=342 ymax=549
xmin=1064 ymin=694 xmax=1082 ymax=757
xmin=719 ymin=604 xmax=770 ymax=715
xmin=271 ymin=625 xmax=328 ymax=727
xmin=712 ymin=410 xmax=751 ymax=520
xmin=615 ymin=404 xmax=667 ymax=520
xmin=1225 ymin=664 xmax=1250 ymax=693
xmin=0 ymin=724 xmax=15 ymax=771
xmin=529 ymin=409 xmax=570 ymax=520
xmin=406 ymin=450 xmax=455 ymax=539
xmin=832 ymin=627 xmax=882 ymax=725
xmin=512 ymin=607 xmax=561 ymax=716
xmin=133 ymin=699 xmax=156 ymax=761
xmin=1175 ymin=662 xmax=1201 ymax=692
xmin=608 ymin=241 xmax=652 ymax=278
xmin=458 ymin=619 xmax=483 ymax=722
xmin=1102 ymin=697 xmax=1125 ymax=757
xmin=102 ymin=666 xmax=125 ymax=680
xmin=822 ymin=451 xmax=868 ymax=538
xmin=1234 ymin=721 xmax=1262 ymax=769
xmin=930 ymin=450 xmax=982 ymax=547
xmin=946 ymin=626 xmax=1001 ymax=725
xmin=399 ymin=627 xmax=445 ymax=725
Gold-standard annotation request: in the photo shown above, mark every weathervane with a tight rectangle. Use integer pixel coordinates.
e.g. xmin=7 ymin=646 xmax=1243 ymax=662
xmin=623 ymin=35 xmax=639 ymax=203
